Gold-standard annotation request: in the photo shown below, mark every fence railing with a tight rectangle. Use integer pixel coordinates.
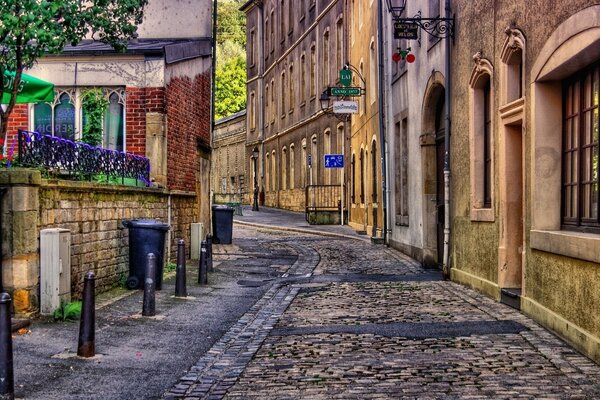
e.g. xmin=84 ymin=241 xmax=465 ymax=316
xmin=305 ymin=184 xmax=343 ymax=211
xmin=17 ymin=130 xmax=150 ymax=186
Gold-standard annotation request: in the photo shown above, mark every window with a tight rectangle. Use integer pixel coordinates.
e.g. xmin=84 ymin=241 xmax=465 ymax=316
xmin=290 ymin=144 xmax=295 ymax=190
xmin=270 ymin=10 xmax=275 ymax=53
xmin=33 ymin=87 xmax=125 ymax=151
xmin=282 ymin=146 xmax=288 ymax=190
xmin=271 ymin=78 xmax=275 ymax=123
xmin=249 ymin=29 xmax=256 ymax=66
xmin=288 ymin=0 xmax=294 ymax=34
xmin=369 ymin=39 xmax=376 ymax=104
xmin=360 ymin=148 xmax=365 ymax=203
xmin=280 ymin=0 xmax=285 ymax=44
xmin=301 ymin=53 xmax=306 ymax=104
xmin=281 ymin=72 xmax=286 ymax=118
xmin=271 ymin=150 xmax=277 ymax=191
xmin=310 ymin=44 xmax=316 ymax=98
xmin=301 ymin=139 xmax=307 ymax=187
xmin=265 ymin=85 xmax=270 ymax=126
xmin=265 ymin=153 xmax=270 ymax=191
xmin=250 ymin=91 xmax=256 ymax=130
xmin=336 ymin=19 xmax=344 ymax=72
xmin=562 ymin=62 xmax=600 ymax=230
xmin=351 ymin=153 xmax=356 ymax=203
xmin=311 ymin=134 xmax=318 ymax=185
xmin=372 ymin=140 xmax=378 ymax=202
xmin=323 ymin=29 xmax=330 ymax=87
xmin=265 ymin=19 xmax=270 ymax=58
xmin=359 ymin=61 xmax=365 ymax=115
xmin=289 ymin=64 xmax=294 ymax=112
xmin=395 ymin=118 xmax=409 ymax=225
xmin=469 ymin=54 xmax=495 ymax=221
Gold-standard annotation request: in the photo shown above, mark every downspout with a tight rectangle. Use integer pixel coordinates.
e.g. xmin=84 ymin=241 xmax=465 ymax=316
xmin=258 ymin=3 xmax=265 ymax=204
xmin=209 ymin=0 xmax=218 ymax=234
xmin=377 ymin=0 xmax=388 ymax=244
xmin=442 ymin=0 xmax=452 ymax=277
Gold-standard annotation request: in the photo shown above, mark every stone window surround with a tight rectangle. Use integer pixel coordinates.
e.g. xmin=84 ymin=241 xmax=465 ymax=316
xmin=530 ymin=5 xmax=600 ymax=265
xmin=468 ymin=53 xmax=495 ymax=222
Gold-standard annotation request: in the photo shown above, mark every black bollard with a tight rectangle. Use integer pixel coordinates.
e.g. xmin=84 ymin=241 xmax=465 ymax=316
xmin=0 ymin=293 xmax=14 ymax=400
xmin=198 ymin=241 xmax=208 ymax=285
xmin=206 ymin=234 xmax=214 ymax=272
xmin=175 ymin=239 xmax=187 ymax=298
xmin=142 ymin=253 xmax=156 ymax=317
xmin=77 ymin=272 xmax=95 ymax=358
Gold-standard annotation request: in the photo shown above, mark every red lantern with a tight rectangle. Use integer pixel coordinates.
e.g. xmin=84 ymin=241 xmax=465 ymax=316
xmin=406 ymin=53 xmax=416 ymax=63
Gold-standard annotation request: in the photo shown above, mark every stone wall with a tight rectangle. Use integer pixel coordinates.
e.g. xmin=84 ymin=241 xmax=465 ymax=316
xmin=1 ymin=169 xmax=199 ymax=316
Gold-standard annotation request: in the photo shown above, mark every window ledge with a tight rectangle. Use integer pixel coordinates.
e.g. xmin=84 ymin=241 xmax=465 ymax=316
xmin=470 ymin=207 xmax=494 ymax=222
xmin=530 ymin=229 xmax=600 ymax=264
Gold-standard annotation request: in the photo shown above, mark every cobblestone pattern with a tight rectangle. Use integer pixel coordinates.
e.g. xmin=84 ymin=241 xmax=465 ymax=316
xmin=277 ymin=281 xmax=493 ymax=328
xmin=312 ymin=241 xmax=423 ymax=275
xmin=164 ymin=228 xmax=321 ymax=399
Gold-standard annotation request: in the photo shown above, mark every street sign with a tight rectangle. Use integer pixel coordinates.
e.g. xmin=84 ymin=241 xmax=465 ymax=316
xmin=307 ymin=154 xmax=312 ymax=166
xmin=329 ymin=87 xmax=361 ymax=97
xmin=339 ymin=69 xmax=352 ymax=87
xmin=394 ymin=22 xmax=419 ymax=39
xmin=332 ymin=101 xmax=358 ymax=114
xmin=324 ymin=154 xmax=344 ymax=168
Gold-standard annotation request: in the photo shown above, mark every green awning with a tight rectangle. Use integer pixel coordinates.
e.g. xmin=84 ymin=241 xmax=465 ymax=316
xmin=1 ymin=70 xmax=55 ymax=104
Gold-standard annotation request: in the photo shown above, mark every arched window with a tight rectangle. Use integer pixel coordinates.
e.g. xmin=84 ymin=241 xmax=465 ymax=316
xmin=282 ymin=146 xmax=288 ymax=190
xmin=469 ymin=53 xmax=495 ymax=221
xmin=289 ymin=144 xmax=295 ymax=190
xmin=360 ymin=148 xmax=365 ymax=203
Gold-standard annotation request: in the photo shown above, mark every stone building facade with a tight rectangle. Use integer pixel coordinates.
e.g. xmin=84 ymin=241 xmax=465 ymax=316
xmin=447 ymin=0 xmax=600 ymax=364
xmin=347 ymin=0 xmax=385 ymax=239
xmin=211 ymin=110 xmax=248 ymax=204
xmin=1 ymin=0 xmax=214 ymax=315
xmin=241 ymin=0 xmax=350 ymax=213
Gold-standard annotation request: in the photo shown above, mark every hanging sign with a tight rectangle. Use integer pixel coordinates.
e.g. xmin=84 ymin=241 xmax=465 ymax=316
xmin=339 ymin=69 xmax=352 ymax=87
xmin=332 ymin=101 xmax=358 ymax=114
xmin=394 ymin=22 xmax=419 ymax=39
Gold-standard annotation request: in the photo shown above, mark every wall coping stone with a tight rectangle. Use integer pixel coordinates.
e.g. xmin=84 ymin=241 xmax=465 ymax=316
xmin=0 ymin=169 xmax=42 ymax=185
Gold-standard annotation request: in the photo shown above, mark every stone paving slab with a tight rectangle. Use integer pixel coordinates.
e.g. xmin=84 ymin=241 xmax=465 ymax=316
xmin=164 ymin=226 xmax=600 ymax=400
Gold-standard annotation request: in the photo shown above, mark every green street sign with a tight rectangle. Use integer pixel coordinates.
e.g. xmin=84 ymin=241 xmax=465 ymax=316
xmin=339 ymin=69 xmax=352 ymax=87
xmin=329 ymin=87 xmax=361 ymax=97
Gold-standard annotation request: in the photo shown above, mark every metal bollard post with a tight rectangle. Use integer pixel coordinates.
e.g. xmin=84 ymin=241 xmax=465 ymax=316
xmin=198 ymin=241 xmax=208 ymax=285
xmin=175 ymin=239 xmax=187 ymax=298
xmin=0 ymin=293 xmax=14 ymax=400
xmin=142 ymin=253 xmax=156 ymax=317
xmin=77 ymin=272 xmax=96 ymax=358
xmin=206 ymin=234 xmax=213 ymax=272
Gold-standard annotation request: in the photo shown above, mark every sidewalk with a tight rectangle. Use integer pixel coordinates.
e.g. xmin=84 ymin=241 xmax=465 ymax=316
xmin=233 ymin=205 xmax=369 ymax=242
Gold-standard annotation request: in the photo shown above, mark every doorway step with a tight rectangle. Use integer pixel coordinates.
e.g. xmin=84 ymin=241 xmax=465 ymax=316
xmin=500 ymin=288 xmax=522 ymax=310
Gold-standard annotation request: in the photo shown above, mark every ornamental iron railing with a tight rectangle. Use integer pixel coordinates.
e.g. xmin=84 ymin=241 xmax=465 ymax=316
xmin=17 ymin=130 xmax=150 ymax=186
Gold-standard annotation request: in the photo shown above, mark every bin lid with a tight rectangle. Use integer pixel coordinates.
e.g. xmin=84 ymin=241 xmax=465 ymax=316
xmin=122 ymin=219 xmax=170 ymax=231
xmin=212 ymin=205 xmax=234 ymax=210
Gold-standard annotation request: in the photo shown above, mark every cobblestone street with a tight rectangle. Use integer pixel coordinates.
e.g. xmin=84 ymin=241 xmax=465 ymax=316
xmin=164 ymin=222 xmax=600 ymax=399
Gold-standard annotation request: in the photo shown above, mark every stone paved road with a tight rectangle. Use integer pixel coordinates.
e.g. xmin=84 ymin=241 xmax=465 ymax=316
xmin=164 ymin=224 xmax=600 ymax=399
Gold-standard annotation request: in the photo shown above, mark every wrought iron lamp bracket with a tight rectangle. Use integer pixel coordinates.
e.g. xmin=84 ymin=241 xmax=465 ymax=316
xmin=393 ymin=10 xmax=455 ymax=42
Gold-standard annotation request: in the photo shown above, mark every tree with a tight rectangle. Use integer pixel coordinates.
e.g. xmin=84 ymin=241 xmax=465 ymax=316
xmin=0 ymin=0 xmax=147 ymax=138
xmin=214 ymin=55 xmax=246 ymax=120
xmin=214 ymin=0 xmax=246 ymax=118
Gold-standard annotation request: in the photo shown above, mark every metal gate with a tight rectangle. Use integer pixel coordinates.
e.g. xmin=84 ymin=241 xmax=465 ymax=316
xmin=305 ymin=185 xmax=345 ymax=223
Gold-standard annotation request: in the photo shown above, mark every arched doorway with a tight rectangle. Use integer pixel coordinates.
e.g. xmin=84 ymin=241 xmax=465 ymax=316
xmin=420 ymin=72 xmax=446 ymax=269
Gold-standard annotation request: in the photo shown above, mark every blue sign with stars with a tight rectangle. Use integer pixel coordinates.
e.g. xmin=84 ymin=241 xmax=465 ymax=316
xmin=324 ymin=154 xmax=344 ymax=168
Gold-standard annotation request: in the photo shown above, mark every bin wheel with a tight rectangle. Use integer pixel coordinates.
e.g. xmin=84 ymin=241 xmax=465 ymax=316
xmin=125 ymin=276 xmax=139 ymax=290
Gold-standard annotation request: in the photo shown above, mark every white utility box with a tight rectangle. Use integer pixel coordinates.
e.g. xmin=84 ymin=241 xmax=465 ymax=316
xmin=40 ymin=228 xmax=71 ymax=315
xmin=190 ymin=223 xmax=205 ymax=260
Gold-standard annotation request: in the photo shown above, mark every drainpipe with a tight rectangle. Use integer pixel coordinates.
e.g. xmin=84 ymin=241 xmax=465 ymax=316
xmin=377 ymin=0 xmax=388 ymax=244
xmin=211 ymin=0 xmax=218 ymax=138
xmin=442 ymin=0 xmax=452 ymax=277
xmin=258 ymin=3 xmax=265 ymax=203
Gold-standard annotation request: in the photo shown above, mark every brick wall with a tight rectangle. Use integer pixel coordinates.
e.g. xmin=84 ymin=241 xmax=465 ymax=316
xmin=125 ymin=87 xmax=149 ymax=156
xmin=166 ymin=72 xmax=212 ymax=191
xmin=5 ymin=104 xmax=28 ymax=155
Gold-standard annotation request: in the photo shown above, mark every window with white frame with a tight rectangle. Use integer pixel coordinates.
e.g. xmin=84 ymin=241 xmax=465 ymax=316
xmin=32 ymin=87 xmax=125 ymax=151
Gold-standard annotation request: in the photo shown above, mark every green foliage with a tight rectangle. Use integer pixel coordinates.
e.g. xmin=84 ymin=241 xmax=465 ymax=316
xmin=53 ymin=301 xmax=82 ymax=321
xmin=81 ymin=88 xmax=109 ymax=146
xmin=215 ymin=0 xmax=246 ymax=119
xmin=215 ymin=56 xmax=246 ymax=119
xmin=0 ymin=0 xmax=148 ymax=137
xmin=164 ymin=261 xmax=177 ymax=273
xmin=217 ymin=0 xmax=246 ymax=48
